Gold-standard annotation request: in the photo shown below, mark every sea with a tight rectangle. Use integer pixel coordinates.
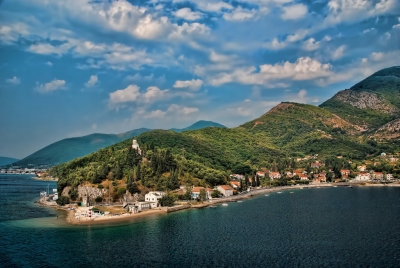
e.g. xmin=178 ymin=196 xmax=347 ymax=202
xmin=0 ymin=174 xmax=399 ymax=268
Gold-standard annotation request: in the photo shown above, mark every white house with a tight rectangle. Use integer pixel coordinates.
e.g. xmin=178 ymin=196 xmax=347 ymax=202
xmin=217 ymin=185 xmax=234 ymax=197
xmin=256 ymin=171 xmax=265 ymax=177
xmin=269 ymin=172 xmax=281 ymax=180
xmin=145 ymin=191 xmax=165 ymax=208
xmin=355 ymin=172 xmax=371 ymax=181
xmin=385 ymin=174 xmax=394 ymax=180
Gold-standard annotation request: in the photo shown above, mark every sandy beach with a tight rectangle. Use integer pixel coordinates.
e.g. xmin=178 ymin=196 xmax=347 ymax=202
xmin=44 ymin=182 xmax=400 ymax=226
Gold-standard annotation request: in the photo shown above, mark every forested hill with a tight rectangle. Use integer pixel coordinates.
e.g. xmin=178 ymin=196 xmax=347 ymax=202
xmin=13 ymin=120 xmax=225 ymax=168
xmin=50 ymin=66 xmax=400 ymax=194
xmin=320 ymin=66 xmax=400 ymax=133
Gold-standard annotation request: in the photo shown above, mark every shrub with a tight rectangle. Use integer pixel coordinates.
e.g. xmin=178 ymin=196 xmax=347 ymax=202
xmin=56 ymin=196 xmax=70 ymax=206
xmin=95 ymin=196 xmax=103 ymax=203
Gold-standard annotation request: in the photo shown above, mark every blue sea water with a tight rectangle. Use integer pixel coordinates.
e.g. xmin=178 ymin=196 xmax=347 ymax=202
xmin=0 ymin=175 xmax=399 ymax=268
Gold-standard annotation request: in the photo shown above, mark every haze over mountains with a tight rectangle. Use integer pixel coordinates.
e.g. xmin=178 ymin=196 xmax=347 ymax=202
xmin=52 ymin=66 xmax=400 ymax=191
xmin=11 ymin=120 xmax=225 ymax=167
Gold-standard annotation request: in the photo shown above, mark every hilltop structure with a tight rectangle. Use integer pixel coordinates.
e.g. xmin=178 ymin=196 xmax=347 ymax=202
xmin=132 ymin=139 xmax=141 ymax=155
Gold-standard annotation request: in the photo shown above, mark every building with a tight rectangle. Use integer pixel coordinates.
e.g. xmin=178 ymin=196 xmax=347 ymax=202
xmin=311 ymin=161 xmax=324 ymax=168
xmin=230 ymin=181 xmax=240 ymax=189
xmin=269 ymin=172 xmax=281 ymax=180
xmin=256 ymin=171 xmax=265 ymax=177
xmin=217 ymin=185 xmax=234 ymax=197
xmin=132 ymin=139 xmax=142 ymax=155
xmin=373 ymin=172 xmax=384 ymax=180
xmin=355 ymin=172 xmax=371 ymax=181
xmin=357 ymin=165 xmax=367 ymax=171
xmin=341 ymin=170 xmax=351 ymax=176
xmin=145 ymin=191 xmax=164 ymax=207
xmin=296 ymin=173 xmax=308 ymax=181
xmin=385 ymin=174 xmax=394 ymax=180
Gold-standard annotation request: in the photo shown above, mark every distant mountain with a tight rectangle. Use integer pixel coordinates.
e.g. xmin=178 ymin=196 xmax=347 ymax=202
xmin=169 ymin=120 xmax=226 ymax=133
xmin=13 ymin=121 xmax=225 ymax=167
xmin=0 ymin=156 xmax=19 ymax=167
xmin=320 ymin=66 xmax=400 ymax=132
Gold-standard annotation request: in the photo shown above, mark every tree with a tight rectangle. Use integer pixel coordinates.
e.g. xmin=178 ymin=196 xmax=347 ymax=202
xmin=211 ymin=189 xmax=222 ymax=198
xmin=198 ymin=188 xmax=207 ymax=202
xmin=184 ymin=188 xmax=192 ymax=200
xmin=128 ymin=182 xmax=140 ymax=194
xmin=56 ymin=196 xmax=70 ymax=206
xmin=159 ymin=195 xmax=175 ymax=207
xmin=95 ymin=196 xmax=103 ymax=203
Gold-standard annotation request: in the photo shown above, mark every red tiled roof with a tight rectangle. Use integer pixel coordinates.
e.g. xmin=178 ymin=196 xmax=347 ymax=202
xmin=219 ymin=185 xmax=233 ymax=190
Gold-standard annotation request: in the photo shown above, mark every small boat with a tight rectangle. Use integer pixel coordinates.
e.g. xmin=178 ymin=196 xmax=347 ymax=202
xmin=209 ymin=205 xmax=217 ymax=208
xmin=265 ymin=194 xmax=269 ymax=196
xmin=277 ymin=192 xmax=282 ymax=194
xmin=237 ymin=200 xmax=243 ymax=203
xmin=333 ymin=186 xmax=338 ymax=188
xmin=348 ymin=185 xmax=353 ymax=188
xmin=290 ymin=192 xmax=294 ymax=194
xmin=221 ymin=203 xmax=228 ymax=206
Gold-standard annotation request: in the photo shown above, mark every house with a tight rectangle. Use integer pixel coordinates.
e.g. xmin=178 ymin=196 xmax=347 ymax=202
xmin=385 ymin=174 xmax=394 ymax=180
xmin=318 ymin=175 xmax=326 ymax=182
xmin=145 ymin=191 xmax=165 ymax=207
xmin=355 ymin=172 xmax=371 ymax=181
xmin=256 ymin=171 xmax=265 ymax=177
xmin=296 ymin=173 xmax=308 ymax=181
xmin=341 ymin=170 xmax=351 ymax=176
xmin=311 ymin=161 xmax=324 ymax=168
xmin=269 ymin=172 xmax=281 ymax=180
xmin=373 ymin=172 xmax=384 ymax=180
xmin=357 ymin=165 xmax=366 ymax=172
xmin=192 ymin=187 xmax=204 ymax=199
xmin=127 ymin=201 xmax=152 ymax=212
xmin=217 ymin=185 xmax=234 ymax=197
xmin=230 ymin=181 xmax=240 ymax=189
xmin=230 ymin=174 xmax=244 ymax=180
xmin=285 ymin=171 xmax=294 ymax=178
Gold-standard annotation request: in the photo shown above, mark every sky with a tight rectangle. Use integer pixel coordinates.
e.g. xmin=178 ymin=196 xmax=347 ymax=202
xmin=0 ymin=0 xmax=399 ymax=159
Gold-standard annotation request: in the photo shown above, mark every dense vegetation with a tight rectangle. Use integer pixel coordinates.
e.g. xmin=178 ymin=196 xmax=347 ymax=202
xmin=51 ymin=67 xmax=400 ymax=194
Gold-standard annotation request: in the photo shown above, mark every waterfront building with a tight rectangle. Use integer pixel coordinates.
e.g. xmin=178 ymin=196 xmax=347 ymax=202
xmin=217 ymin=185 xmax=233 ymax=197
xmin=145 ymin=191 xmax=164 ymax=207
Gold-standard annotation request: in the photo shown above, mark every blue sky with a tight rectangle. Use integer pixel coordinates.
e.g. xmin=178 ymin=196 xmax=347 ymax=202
xmin=0 ymin=0 xmax=399 ymax=158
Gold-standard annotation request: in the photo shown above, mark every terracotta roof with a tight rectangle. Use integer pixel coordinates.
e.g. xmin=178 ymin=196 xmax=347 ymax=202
xmin=219 ymin=185 xmax=233 ymax=190
xmin=192 ymin=187 xmax=204 ymax=193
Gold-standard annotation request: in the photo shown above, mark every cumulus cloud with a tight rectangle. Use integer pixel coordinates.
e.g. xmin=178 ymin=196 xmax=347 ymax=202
xmin=144 ymin=104 xmax=199 ymax=118
xmin=6 ymin=76 xmax=21 ymax=85
xmin=35 ymin=79 xmax=66 ymax=93
xmin=28 ymin=43 xmax=71 ymax=55
xmin=281 ymin=4 xmax=308 ymax=20
xmin=195 ymin=1 xmax=233 ymax=12
xmin=173 ymin=79 xmax=203 ymax=90
xmin=109 ymin=84 xmax=169 ymax=106
xmin=207 ymin=57 xmax=332 ymax=86
xmin=85 ymin=75 xmax=98 ymax=87
xmin=109 ymin=85 xmax=141 ymax=104
xmin=302 ymin=38 xmax=320 ymax=51
xmin=174 ymin=8 xmax=203 ymax=21
xmin=223 ymin=7 xmax=259 ymax=21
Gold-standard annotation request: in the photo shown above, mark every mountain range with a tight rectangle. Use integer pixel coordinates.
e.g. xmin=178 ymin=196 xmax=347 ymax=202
xmin=51 ymin=66 xmax=400 ymax=192
xmin=0 ymin=156 xmax=20 ymax=167
xmin=11 ymin=120 xmax=225 ymax=167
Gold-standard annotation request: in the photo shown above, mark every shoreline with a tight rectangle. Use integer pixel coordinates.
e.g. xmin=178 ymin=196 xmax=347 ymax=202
xmin=41 ymin=182 xmax=400 ymax=226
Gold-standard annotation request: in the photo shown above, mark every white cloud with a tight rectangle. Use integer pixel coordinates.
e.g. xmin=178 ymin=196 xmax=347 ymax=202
xmin=173 ymin=79 xmax=203 ymax=90
xmin=35 ymin=79 xmax=66 ymax=93
xmin=46 ymin=61 xmax=53 ymax=66
xmin=195 ymin=1 xmax=233 ymax=12
xmin=302 ymin=38 xmax=320 ymax=51
xmin=174 ymin=8 xmax=203 ymax=21
xmin=207 ymin=57 xmax=332 ymax=86
xmin=109 ymin=84 xmax=169 ymax=106
xmin=223 ymin=7 xmax=259 ymax=21
xmin=281 ymin=4 xmax=308 ymax=20
xmin=109 ymin=85 xmax=141 ymax=104
xmin=126 ymin=73 xmax=166 ymax=84
xmin=6 ymin=76 xmax=21 ymax=85
xmin=265 ymin=29 xmax=309 ymax=50
xmin=144 ymin=104 xmax=199 ymax=119
xmin=85 ymin=75 xmax=98 ymax=88
xmin=28 ymin=43 xmax=71 ymax=55
xmin=370 ymin=52 xmax=384 ymax=61
xmin=332 ymin=45 xmax=346 ymax=60
xmin=362 ymin=28 xmax=375 ymax=34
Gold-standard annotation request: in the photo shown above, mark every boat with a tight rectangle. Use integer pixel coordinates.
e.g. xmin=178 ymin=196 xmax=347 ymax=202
xmin=265 ymin=194 xmax=269 ymax=196
xmin=209 ymin=205 xmax=217 ymax=208
xmin=290 ymin=192 xmax=294 ymax=194
xmin=277 ymin=192 xmax=282 ymax=194
xmin=221 ymin=203 xmax=228 ymax=206
xmin=237 ymin=200 xmax=243 ymax=203
xmin=333 ymin=186 xmax=338 ymax=188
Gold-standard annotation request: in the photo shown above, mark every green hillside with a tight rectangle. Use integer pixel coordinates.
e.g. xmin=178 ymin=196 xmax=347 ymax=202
xmin=320 ymin=66 xmax=400 ymax=131
xmin=14 ymin=121 xmax=225 ymax=167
